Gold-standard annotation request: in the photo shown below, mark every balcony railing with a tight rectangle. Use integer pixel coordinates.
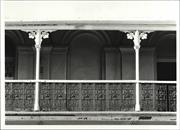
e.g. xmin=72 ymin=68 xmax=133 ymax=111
xmin=5 ymin=80 xmax=176 ymax=112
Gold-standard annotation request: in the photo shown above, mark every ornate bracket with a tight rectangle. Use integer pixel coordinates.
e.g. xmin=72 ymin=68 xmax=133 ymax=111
xmin=126 ymin=30 xmax=150 ymax=50
xmin=24 ymin=30 xmax=53 ymax=49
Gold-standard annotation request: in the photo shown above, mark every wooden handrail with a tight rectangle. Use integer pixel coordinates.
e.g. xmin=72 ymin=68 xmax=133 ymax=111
xmin=5 ymin=80 xmax=177 ymax=84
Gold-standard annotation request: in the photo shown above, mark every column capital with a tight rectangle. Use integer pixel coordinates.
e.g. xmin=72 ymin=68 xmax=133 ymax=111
xmin=125 ymin=30 xmax=151 ymax=50
xmin=23 ymin=30 xmax=55 ymax=49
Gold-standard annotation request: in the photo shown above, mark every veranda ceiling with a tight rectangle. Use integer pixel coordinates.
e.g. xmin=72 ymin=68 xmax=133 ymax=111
xmin=4 ymin=1 xmax=178 ymax=22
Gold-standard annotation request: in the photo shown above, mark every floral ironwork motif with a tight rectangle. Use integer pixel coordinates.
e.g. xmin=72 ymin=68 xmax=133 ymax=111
xmin=5 ymin=83 xmax=35 ymax=111
xmin=6 ymin=82 xmax=176 ymax=111
xmin=140 ymin=83 xmax=154 ymax=111
xmin=140 ymin=83 xmax=176 ymax=111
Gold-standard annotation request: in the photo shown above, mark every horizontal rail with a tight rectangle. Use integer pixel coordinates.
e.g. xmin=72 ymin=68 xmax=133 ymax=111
xmin=5 ymin=80 xmax=38 ymax=83
xmin=38 ymin=80 xmax=137 ymax=83
xmin=6 ymin=111 xmax=176 ymax=115
xmin=5 ymin=80 xmax=177 ymax=84
xmin=139 ymin=80 xmax=177 ymax=84
xmin=5 ymin=80 xmax=36 ymax=83
xmin=5 ymin=20 xmax=176 ymax=31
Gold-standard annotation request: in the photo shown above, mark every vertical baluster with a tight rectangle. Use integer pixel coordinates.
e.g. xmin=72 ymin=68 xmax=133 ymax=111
xmin=79 ymin=83 xmax=82 ymax=111
xmin=152 ymin=83 xmax=156 ymax=111
xmin=105 ymin=83 xmax=109 ymax=111
xmin=65 ymin=83 xmax=67 ymax=111
xmin=92 ymin=83 xmax=96 ymax=111
xmin=10 ymin=82 xmax=13 ymax=111
xmin=22 ymin=83 xmax=25 ymax=111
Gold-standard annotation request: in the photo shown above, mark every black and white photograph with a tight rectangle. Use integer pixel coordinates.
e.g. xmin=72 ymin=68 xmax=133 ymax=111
xmin=0 ymin=0 xmax=179 ymax=129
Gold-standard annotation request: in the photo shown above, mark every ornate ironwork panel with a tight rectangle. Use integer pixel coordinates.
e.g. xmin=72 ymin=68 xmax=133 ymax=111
xmin=5 ymin=82 xmax=35 ymax=111
xmin=168 ymin=84 xmax=176 ymax=111
xmin=39 ymin=82 xmax=136 ymax=111
xmin=109 ymin=83 xmax=122 ymax=111
xmin=39 ymin=83 xmax=53 ymax=111
xmin=94 ymin=83 xmax=106 ymax=111
xmin=39 ymin=83 xmax=66 ymax=111
xmin=140 ymin=83 xmax=176 ymax=112
xmin=121 ymin=83 xmax=135 ymax=111
xmin=53 ymin=83 xmax=66 ymax=111
xmin=6 ymin=82 xmax=176 ymax=112
xmin=81 ymin=83 xmax=94 ymax=111
xmin=140 ymin=83 xmax=154 ymax=111
xmin=155 ymin=84 xmax=168 ymax=111
xmin=66 ymin=83 xmax=81 ymax=111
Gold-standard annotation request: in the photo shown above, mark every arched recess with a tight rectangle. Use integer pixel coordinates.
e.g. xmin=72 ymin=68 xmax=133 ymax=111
xmin=156 ymin=33 xmax=176 ymax=81
xmin=50 ymin=30 xmax=122 ymax=80
xmin=62 ymin=30 xmax=111 ymax=46
xmin=67 ymin=32 xmax=103 ymax=80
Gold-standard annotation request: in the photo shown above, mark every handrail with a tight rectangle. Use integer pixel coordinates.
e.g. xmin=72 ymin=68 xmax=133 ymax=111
xmin=5 ymin=111 xmax=177 ymax=115
xmin=5 ymin=80 xmax=36 ymax=83
xmin=139 ymin=80 xmax=177 ymax=84
xmin=5 ymin=80 xmax=177 ymax=84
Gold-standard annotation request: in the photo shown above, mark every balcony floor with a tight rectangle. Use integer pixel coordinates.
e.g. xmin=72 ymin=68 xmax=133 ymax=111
xmin=5 ymin=111 xmax=176 ymax=125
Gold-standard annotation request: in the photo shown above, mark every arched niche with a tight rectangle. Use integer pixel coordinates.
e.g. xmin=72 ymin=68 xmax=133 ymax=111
xmin=68 ymin=33 xmax=102 ymax=80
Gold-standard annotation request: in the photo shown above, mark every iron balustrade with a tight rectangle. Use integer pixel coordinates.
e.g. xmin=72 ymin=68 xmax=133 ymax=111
xmin=5 ymin=80 xmax=176 ymax=112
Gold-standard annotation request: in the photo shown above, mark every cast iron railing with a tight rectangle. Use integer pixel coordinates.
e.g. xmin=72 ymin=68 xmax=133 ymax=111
xmin=5 ymin=80 xmax=176 ymax=112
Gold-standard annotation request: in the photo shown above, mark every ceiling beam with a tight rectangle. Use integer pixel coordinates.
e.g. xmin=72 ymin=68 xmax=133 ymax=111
xmin=5 ymin=20 xmax=176 ymax=31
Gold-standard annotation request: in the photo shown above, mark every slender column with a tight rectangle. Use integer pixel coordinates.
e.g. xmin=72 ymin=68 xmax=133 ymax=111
xmin=127 ymin=30 xmax=148 ymax=111
xmin=28 ymin=30 xmax=50 ymax=111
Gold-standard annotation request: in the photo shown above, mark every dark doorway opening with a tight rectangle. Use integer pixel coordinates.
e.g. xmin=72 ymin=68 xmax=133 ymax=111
xmin=157 ymin=62 xmax=176 ymax=81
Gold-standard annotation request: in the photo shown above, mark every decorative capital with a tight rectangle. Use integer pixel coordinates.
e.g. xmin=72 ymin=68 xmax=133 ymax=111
xmin=41 ymin=31 xmax=50 ymax=40
xmin=23 ymin=30 xmax=53 ymax=49
xmin=126 ymin=30 xmax=150 ymax=50
xmin=28 ymin=31 xmax=37 ymax=40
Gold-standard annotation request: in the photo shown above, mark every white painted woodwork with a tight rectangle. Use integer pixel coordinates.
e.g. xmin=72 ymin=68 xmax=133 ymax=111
xmin=5 ymin=21 xmax=176 ymax=31
xmin=34 ymin=30 xmax=41 ymax=111
xmin=126 ymin=30 xmax=148 ymax=111
xmin=27 ymin=30 xmax=51 ymax=111
xmin=5 ymin=80 xmax=177 ymax=84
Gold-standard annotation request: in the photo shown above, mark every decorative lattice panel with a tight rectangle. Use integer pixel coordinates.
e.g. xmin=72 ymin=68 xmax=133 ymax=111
xmin=6 ymin=82 xmax=176 ymax=112
xmin=39 ymin=83 xmax=66 ymax=111
xmin=121 ymin=83 xmax=135 ymax=111
xmin=168 ymin=84 xmax=176 ymax=111
xmin=38 ymin=82 xmax=136 ymax=111
xmin=140 ymin=83 xmax=176 ymax=112
xmin=94 ymin=83 xmax=106 ymax=111
xmin=155 ymin=84 xmax=168 ymax=111
xmin=140 ymin=83 xmax=154 ymax=111
xmin=53 ymin=83 xmax=66 ymax=111
xmin=66 ymin=83 xmax=81 ymax=111
xmin=109 ymin=83 xmax=122 ymax=111
xmin=5 ymin=82 xmax=35 ymax=111
xmin=81 ymin=83 xmax=94 ymax=111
